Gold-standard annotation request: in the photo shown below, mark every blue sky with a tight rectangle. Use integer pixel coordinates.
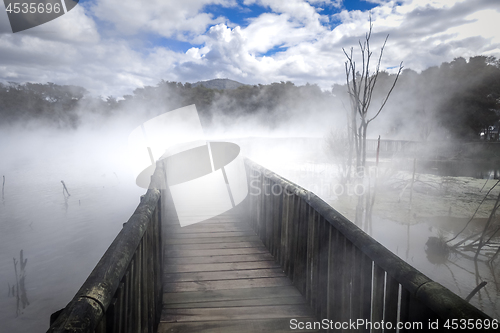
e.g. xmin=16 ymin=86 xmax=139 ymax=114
xmin=137 ymin=0 xmax=381 ymax=54
xmin=0 ymin=0 xmax=499 ymax=97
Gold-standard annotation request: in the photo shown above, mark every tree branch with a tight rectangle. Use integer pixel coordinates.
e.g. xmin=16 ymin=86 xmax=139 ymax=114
xmin=367 ymin=61 xmax=403 ymax=124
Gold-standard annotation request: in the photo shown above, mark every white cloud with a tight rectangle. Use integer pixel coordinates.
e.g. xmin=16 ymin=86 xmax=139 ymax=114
xmin=244 ymin=0 xmax=326 ymax=22
xmin=446 ymin=9 xmax=500 ymax=46
xmin=0 ymin=0 xmax=499 ymax=96
xmin=90 ymin=0 xmax=236 ymax=40
xmin=242 ymin=13 xmax=323 ymax=53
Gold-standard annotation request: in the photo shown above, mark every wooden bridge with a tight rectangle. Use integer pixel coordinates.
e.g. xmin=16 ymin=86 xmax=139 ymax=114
xmin=47 ymin=158 xmax=491 ymax=332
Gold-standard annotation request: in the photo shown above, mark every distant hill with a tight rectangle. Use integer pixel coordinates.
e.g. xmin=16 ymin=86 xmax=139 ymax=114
xmin=191 ymin=78 xmax=246 ymax=90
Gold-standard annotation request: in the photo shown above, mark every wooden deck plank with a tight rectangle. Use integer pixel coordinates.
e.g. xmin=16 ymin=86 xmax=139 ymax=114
xmin=164 ymin=268 xmax=286 ymax=282
xmin=165 ymin=247 xmax=268 ymax=257
xmin=163 ymin=213 xmax=247 ymax=223
xmin=164 ymin=231 xmax=256 ymax=239
xmin=164 ymin=253 xmax=275 ymax=265
xmin=165 ymin=241 xmax=263 ymax=250
xmin=163 ymin=235 xmax=262 ymax=245
xmin=164 ymin=224 xmax=253 ymax=234
xmin=157 ymin=318 xmax=322 ymax=333
xmin=163 ymin=296 xmax=306 ymax=308
xmin=164 ymin=276 xmax=293 ymax=292
xmin=165 ymin=219 xmax=247 ymax=225
xmin=164 ymin=260 xmax=280 ymax=273
xmin=161 ymin=304 xmax=316 ymax=322
xmin=163 ymin=285 xmax=302 ymax=304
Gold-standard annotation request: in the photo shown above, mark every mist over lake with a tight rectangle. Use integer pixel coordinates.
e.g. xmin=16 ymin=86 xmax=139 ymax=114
xmin=2 ymin=0 xmax=500 ymax=328
xmin=0 ymin=126 xmax=144 ymax=332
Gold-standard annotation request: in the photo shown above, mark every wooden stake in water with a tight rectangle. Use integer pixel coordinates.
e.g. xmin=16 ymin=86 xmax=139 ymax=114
xmin=61 ymin=180 xmax=70 ymax=197
xmin=409 ymin=158 xmax=416 ymax=211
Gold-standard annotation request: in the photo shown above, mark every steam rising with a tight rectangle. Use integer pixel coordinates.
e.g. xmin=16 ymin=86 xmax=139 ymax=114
xmin=1 ymin=55 xmax=500 ymax=331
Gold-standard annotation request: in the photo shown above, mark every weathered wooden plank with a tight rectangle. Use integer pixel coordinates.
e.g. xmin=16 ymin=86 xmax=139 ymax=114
xmin=350 ymin=245 xmax=362 ymax=323
xmin=328 ymin=227 xmax=344 ymax=324
xmin=164 ymin=276 xmax=293 ymax=292
xmin=163 ymin=296 xmax=306 ymax=308
xmin=372 ymin=264 xmax=386 ymax=332
xmin=165 ymin=241 xmax=264 ymax=250
xmin=359 ymin=252 xmax=373 ymax=325
xmin=257 ymin=174 xmax=266 ymax=239
xmin=165 ymin=219 xmax=246 ymax=224
xmin=305 ymin=207 xmax=316 ymax=306
xmin=161 ymin=304 xmax=316 ymax=322
xmin=280 ymin=191 xmax=291 ymax=273
xmin=164 ymin=253 xmax=275 ymax=265
xmin=163 ymin=235 xmax=261 ymax=245
xmin=164 ymin=220 xmax=247 ymax=226
xmin=164 ymin=260 xmax=281 ymax=273
xmin=164 ymin=247 xmax=268 ymax=257
xmin=157 ymin=317 xmax=322 ymax=333
xmin=163 ymin=285 xmax=302 ymax=304
xmin=317 ymin=217 xmax=329 ymax=320
xmin=164 ymin=216 xmax=247 ymax=225
xmin=164 ymin=268 xmax=286 ymax=282
xmin=293 ymin=198 xmax=308 ymax=295
xmin=384 ymin=274 xmax=400 ymax=333
xmin=213 ymin=215 xmax=248 ymax=221
xmin=265 ymin=180 xmax=274 ymax=251
xmin=273 ymin=186 xmax=283 ymax=260
xmin=164 ymin=231 xmax=256 ymax=239
xmin=163 ymin=224 xmax=252 ymax=234
xmin=399 ymin=287 xmax=411 ymax=323
xmin=116 ymin=284 xmax=124 ymax=333
xmin=288 ymin=195 xmax=300 ymax=279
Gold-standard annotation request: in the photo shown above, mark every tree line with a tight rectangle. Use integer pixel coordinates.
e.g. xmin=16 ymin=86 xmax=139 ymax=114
xmin=1 ymin=55 xmax=499 ymax=140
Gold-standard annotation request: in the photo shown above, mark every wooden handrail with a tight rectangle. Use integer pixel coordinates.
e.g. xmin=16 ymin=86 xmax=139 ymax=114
xmin=245 ymin=158 xmax=491 ymax=330
xmin=47 ymin=161 xmax=166 ymax=333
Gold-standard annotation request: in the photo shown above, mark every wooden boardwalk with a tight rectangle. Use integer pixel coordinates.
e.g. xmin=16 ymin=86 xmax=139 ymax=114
xmin=46 ymin=160 xmax=493 ymax=333
xmin=158 ymin=206 xmax=321 ymax=333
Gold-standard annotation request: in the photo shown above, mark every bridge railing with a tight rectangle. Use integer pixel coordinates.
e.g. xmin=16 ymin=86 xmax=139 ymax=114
xmin=47 ymin=161 xmax=166 ymax=333
xmin=365 ymin=139 xmax=421 ymax=154
xmin=245 ymin=158 xmax=491 ymax=331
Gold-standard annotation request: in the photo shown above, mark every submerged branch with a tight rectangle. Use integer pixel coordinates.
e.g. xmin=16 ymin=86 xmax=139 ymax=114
xmin=465 ymin=281 xmax=487 ymax=302
xmin=447 ymin=180 xmax=500 ymax=243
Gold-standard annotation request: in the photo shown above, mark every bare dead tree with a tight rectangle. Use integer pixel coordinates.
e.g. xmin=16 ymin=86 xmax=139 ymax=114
xmin=343 ymin=16 xmax=403 ymax=171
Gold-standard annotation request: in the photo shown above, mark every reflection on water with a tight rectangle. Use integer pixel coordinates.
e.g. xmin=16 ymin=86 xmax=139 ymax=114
xmin=478 ymin=170 xmax=500 ymax=180
xmin=12 ymin=250 xmax=30 ymax=317
xmin=425 ymin=236 xmax=450 ymax=264
xmin=419 ymin=160 xmax=500 ymax=180
xmin=349 ymin=177 xmax=499 ymax=318
xmin=368 ymin=216 xmax=500 ymax=319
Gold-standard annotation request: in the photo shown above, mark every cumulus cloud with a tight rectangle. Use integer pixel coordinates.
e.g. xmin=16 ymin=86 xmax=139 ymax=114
xmin=90 ymin=0 xmax=236 ymax=40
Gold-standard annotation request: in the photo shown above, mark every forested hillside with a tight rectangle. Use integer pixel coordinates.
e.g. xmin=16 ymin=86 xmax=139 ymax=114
xmin=1 ymin=55 xmax=499 ymax=140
